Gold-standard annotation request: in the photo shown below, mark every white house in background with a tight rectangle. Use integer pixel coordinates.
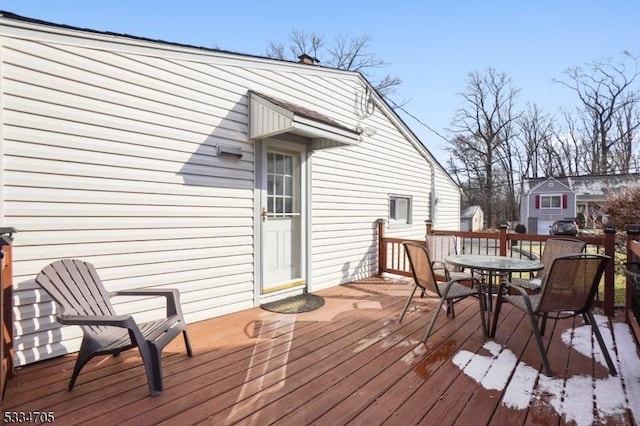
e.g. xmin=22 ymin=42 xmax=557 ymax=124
xmin=0 ymin=11 xmax=460 ymax=366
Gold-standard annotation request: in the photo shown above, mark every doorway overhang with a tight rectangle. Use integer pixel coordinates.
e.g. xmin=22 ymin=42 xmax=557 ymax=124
xmin=249 ymin=91 xmax=361 ymax=150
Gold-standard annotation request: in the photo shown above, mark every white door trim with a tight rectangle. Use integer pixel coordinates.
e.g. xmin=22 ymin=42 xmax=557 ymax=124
xmin=254 ymin=138 xmax=309 ymax=302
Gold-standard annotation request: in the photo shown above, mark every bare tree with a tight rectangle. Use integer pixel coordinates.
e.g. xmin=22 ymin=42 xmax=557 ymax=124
xmin=443 ymin=53 xmax=640 ymax=231
xmin=266 ymin=29 xmax=323 ymax=61
xmin=495 ymin=103 xmax=520 ymax=221
xmin=266 ymin=30 xmax=401 ymax=97
xmin=265 ymin=42 xmax=287 ymax=61
xmin=540 ymin=109 xmax=590 ymax=176
xmin=518 ymin=103 xmax=555 ymax=179
xmin=555 ymin=52 xmax=640 ymax=174
xmin=610 ymin=93 xmax=640 ymax=172
xmin=446 ymin=135 xmax=490 ymax=211
xmin=447 ymin=68 xmax=520 ymax=227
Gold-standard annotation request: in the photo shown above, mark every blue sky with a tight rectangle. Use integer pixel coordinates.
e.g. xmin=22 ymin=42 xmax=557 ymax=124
xmin=1 ymin=1 xmax=638 ymax=164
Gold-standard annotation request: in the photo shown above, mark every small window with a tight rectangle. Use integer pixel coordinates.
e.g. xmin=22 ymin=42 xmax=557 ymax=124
xmin=540 ymin=195 xmax=561 ymax=209
xmin=390 ymin=195 xmax=412 ymax=225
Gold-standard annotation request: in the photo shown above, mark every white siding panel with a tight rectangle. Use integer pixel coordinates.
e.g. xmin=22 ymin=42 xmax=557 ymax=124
xmin=14 ymin=326 xmax=81 ymax=352
xmin=4 ymin=129 xmax=252 ymax=177
xmin=7 ymin=157 xmax=251 ymax=190
xmin=5 ymin=40 xmax=247 ymax=120
xmin=14 ymin=227 xmax=251 ymax=246
xmin=249 ymin=95 xmax=294 ymax=139
xmin=9 ymin=216 xmax=253 ymax=232
xmin=4 ymin=112 xmax=252 ymax=160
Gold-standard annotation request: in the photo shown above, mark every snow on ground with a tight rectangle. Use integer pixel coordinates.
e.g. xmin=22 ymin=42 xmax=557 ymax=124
xmin=451 ymin=315 xmax=639 ymax=426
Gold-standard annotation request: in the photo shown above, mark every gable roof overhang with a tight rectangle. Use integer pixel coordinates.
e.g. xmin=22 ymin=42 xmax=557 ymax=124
xmin=529 ymin=177 xmax=573 ymax=194
xmin=249 ymin=91 xmax=360 ymax=150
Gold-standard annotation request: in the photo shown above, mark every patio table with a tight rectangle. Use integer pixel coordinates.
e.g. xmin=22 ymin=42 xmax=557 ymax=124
xmin=445 ymin=254 xmax=544 ymax=337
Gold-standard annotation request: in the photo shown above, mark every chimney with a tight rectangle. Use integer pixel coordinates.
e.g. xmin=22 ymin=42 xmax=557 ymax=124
xmin=298 ymin=53 xmax=320 ymax=65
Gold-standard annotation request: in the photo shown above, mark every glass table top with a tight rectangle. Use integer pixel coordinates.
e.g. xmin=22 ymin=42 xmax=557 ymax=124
xmin=445 ymin=254 xmax=544 ymax=272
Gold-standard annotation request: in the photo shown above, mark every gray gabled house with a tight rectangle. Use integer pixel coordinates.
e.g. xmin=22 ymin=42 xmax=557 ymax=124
xmin=521 ymin=173 xmax=640 ymax=233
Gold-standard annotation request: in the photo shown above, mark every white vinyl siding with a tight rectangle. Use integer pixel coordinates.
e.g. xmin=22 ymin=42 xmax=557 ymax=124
xmin=0 ymin=18 xmax=460 ymax=365
xmin=431 ymin=170 xmax=461 ymax=230
xmin=308 ymin=100 xmax=456 ymax=288
xmin=3 ymin=36 xmax=257 ymax=365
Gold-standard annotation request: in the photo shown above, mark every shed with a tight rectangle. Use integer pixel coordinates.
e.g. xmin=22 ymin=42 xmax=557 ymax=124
xmin=0 ymin=11 xmax=461 ymax=366
xmin=460 ymin=205 xmax=483 ymax=231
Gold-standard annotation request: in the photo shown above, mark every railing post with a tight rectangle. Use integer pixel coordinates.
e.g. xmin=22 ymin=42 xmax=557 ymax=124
xmin=425 ymin=220 xmax=433 ymax=235
xmin=625 ymin=224 xmax=640 ymax=315
xmin=376 ymin=219 xmax=386 ymax=275
xmin=499 ymin=224 xmax=508 ymax=257
xmin=603 ymin=225 xmax=617 ymax=316
xmin=0 ymin=227 xmax=16 ymax=403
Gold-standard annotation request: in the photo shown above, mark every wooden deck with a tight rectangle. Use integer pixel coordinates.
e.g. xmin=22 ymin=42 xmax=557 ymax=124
xmin=3 ymin=275 xmax=638 ymax=425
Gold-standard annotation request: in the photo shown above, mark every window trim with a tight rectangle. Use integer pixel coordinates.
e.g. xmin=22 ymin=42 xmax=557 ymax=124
xmin=539 ymin=194 xmax=562 ymax=209
xmin=389 ymin=195 xmax=412 ymax=226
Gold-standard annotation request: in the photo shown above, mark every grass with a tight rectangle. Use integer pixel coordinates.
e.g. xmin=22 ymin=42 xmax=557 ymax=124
xmin=612 ymin=249 xmax=630 ymax=305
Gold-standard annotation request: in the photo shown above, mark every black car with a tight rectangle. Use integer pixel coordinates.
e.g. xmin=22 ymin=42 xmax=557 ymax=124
xmin=549 ymin=220 xmax=579 ymax=236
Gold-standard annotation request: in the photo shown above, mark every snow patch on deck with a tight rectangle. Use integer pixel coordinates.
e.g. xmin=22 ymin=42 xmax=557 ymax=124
xmin=452 ymin=315 xmax=639 ymax=426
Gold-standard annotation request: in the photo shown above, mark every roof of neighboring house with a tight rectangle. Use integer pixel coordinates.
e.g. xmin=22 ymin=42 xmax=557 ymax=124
xmin=568 ymin=173 xmax=640 ymax=197
xmin=461 ymin=205 xmax=481 ymax=219
xmin=523 ymin=173 xmax=640 ymax=197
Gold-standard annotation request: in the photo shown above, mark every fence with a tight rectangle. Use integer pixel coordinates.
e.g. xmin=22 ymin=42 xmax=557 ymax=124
xmin=625 ymin=225 xmax=640 ymax=346
xmin=1 ymin=244 xmax=14 ymax=402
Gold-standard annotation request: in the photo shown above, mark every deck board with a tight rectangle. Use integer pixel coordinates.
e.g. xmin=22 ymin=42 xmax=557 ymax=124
xmin=2 ymin=276 xmax=638 ymax=425
xmin=453 ymin=306 xmax=527 ymax=425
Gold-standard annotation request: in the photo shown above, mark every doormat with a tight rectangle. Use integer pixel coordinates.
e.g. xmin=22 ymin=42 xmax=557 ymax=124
xmin=260 ymin=293 xmax=325 ymax=314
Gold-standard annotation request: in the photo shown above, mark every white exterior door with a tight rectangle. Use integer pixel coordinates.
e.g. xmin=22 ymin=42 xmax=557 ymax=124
xmin=260 ymin=140 xmax=306 ymax=293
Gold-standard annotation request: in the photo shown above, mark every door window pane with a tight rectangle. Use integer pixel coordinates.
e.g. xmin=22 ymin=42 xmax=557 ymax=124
xmin=267 ymin=175 xmax=274 ymax=196
xmin=285 ymin=176 xmax=292 ymax=196
xmin=284 ymin=156 xmax=292 ymax=174
xmin=267 ymin=153 xmax=275 ymax=173
xmin=267 ymin=151 xmax=297 ymax=217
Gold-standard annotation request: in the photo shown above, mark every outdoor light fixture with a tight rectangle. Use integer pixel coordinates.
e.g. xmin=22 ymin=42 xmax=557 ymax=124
xmin=216 ymin=144 xmax=243 ymax=158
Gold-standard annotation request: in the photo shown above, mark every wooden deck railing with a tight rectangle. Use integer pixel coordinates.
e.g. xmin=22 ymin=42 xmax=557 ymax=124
xmin=625 ymin=225 xmax=640 ymax=346
xmin=377 ymin=220 xmax=617 ymax=316
xmin=1 ymin=244 xmax=14 ymax=404
xmin=1 ymin=227 xmax=17 ymax=404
